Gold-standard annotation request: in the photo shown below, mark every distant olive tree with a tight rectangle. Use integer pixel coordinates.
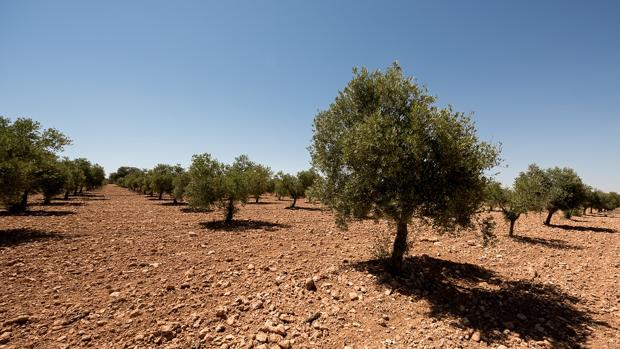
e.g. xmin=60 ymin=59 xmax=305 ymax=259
xmin=150 ymin=164 xmax=183 ymax=200
xmin=36 ymin=160 xmax=68 ymax=204
xmin=310 ymin=63 xmax=499 ymax=271
xmin=488 ymin=169 xmax=548 ymax=236
xmin=172 ymin=170 xmax=190 ymax=204
xmin=273 ymin=172 xmax=288 ymax=200
xmin=186 ymin=154 xmax=252 ymax=223
xmin=280 ymin=169 xmax=318 ymax=208
xmin=109 ymin=166 xmax=141 ymax=184
xmin=246 ymin=163 xmax=272 ymax=203
xmin=305 ymin=175 xmax=325 ymax=204
xmin=484 ymin=180 xmax=504 ymax=212
xmin=543 ymin=167 xmax=586 ymax=225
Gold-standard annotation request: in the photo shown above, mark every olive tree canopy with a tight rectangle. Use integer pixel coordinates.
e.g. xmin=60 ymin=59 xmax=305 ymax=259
xmin=310 ymin=63 xmax=499 ymax=270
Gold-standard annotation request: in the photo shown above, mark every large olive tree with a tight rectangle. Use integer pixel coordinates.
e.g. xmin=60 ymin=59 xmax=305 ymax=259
xmin=310 ymin=63 xmax=498 ymax=270
xmin=0 ymin=117 xmax=70 ymax=212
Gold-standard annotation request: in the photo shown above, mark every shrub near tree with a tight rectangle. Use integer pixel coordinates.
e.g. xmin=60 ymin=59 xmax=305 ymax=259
xmin=0 ymin=117 xmax=71 ymax=212
xmin=310 ymin=63 xmax=498 ymax=271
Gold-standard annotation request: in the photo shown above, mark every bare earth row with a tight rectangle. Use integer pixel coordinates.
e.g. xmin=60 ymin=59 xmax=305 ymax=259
xmin=0 ymin=185 xmax=618 ymax=348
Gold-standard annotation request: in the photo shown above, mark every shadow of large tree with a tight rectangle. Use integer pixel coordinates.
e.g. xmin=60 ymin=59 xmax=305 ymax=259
xmin=0 ymin=210 xmax=75 ymax=217
xmin=549 ymin=224 xmax=615 ymax=234
xmin=0 ymin=228 xmax=66 ymax=247
xmin=200 ymin=220 xmax=290 ymax=232
xmin=353 ymin=255 xmax=607 ymax=347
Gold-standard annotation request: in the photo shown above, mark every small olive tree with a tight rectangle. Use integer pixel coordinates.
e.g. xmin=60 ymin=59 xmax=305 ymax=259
xmin=310 ymin=63 xmax=498 ymax=271
xmin=488 ymin=178 xmax=530 ymax=237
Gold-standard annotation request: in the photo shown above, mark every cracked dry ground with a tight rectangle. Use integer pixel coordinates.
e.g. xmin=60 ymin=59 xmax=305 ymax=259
xmin=1 ymin=185 xmax=619 ymax=349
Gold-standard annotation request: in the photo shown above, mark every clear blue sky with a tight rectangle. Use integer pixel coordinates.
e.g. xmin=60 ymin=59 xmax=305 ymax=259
xmin=1 ymin=1 xmax=619 ymax=191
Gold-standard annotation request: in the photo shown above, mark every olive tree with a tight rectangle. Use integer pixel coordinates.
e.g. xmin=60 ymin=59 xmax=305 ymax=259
xmin=280 ymin=169 xmax=317 ymax=208
xmin=150 ymin=164 xmax=182 ymax=200
xmin=488 ymin=170 xmax=546 ymax=236
xmin=273 ymin=172 xmax=288 ymax=200
xmin=172 ymin=170 xmax=190 ymax=204
xmin=0 ymin=117 xmax=70 ymax=212
xmin=109 ymin=166 xmax=141 ymax=184
xmin=246 ymin=163 xmax=272 ymax=203
xmin=543 ymin=167 xmax=586 ymax=225
xmin=186 ymin=154 xmax=251 ymax=223
xmin=36 ymin=160 xmax=68 ymax=204
xmin=310 ymin=63 xmax=498 ymax=270
xmin=484 ymin=180 xmax=504 ymax=212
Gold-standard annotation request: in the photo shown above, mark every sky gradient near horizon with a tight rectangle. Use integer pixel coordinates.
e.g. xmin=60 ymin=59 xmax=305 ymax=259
xmin=1 ymin=1 xmax=619 ymax=191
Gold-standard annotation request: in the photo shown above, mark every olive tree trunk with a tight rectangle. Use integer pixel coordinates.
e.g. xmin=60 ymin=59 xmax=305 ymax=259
xmin=508 ymin=219 xmax=516 ymax=237
xmin=390 ymin=221 xmax=408 ymax=272
xmin=544 ymin=209 xmax=556 ymax=226
xmin=290 ymin=196 xmax=297 ymax=208
xmin=225 ymin=198 xmax=235 ymax=223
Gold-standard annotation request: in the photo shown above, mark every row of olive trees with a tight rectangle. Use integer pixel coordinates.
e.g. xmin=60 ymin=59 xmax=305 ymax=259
xmin=111 ymin=157 xmax=321 ymax=222
xmin=0 ymin=117 xmax=106 ymax=212
xmin=485 ymin=166 xmax=620 ymax=236
xmin=113 ymin=63 xmax=616 ymax=273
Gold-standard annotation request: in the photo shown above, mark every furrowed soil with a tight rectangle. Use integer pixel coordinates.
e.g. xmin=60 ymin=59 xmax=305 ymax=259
xmin=1 ymin=185 xmax=619 ymax=349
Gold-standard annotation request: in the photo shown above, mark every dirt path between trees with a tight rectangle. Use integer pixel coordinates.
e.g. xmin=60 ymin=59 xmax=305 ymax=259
xmin=1 ymin=185 xmax=619 ymax=348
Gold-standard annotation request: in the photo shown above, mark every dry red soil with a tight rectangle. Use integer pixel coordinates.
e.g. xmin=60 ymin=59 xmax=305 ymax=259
xmin=1 ymin=185 xmax=619 ymax=349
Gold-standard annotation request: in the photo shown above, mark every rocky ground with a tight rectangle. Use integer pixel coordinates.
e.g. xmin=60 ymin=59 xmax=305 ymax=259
xmin=0 ymin=185 xmax=619 ymax=349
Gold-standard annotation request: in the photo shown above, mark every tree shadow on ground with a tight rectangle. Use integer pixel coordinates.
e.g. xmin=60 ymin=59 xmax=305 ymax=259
xmin=181 ymin=207 xmax=213 ymax=213
xmin=549 ymin=224 xmax=615 ymax=234
xmin=285 ymin=206 xmax=324 ymax=211
xmin=248 ymin=201 xmax=278 ymax=205
xmin=0 ymin=210 xmax=75 ymax=217
xmin=0 ymin=228 xmax=66 ymax=247
xmin=32 ymin=202 xmax=85 ymax=207
xmin=511 ymin=235 xmax=583 ymax=250
xmin=160 ymin=201 xmax=188 ymax=207
xmin=200 ymin=220 xmax=290 ymax=232
xmin=352 ymin=255 xmax=607 ymax=347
